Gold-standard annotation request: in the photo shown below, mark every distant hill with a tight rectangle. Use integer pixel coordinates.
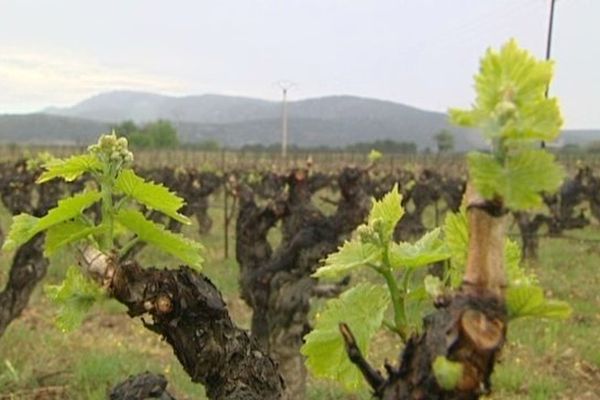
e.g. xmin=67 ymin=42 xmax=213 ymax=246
xmin=0 ymin=113 xmax=110 ymax=145
xmin=0 ymin=90 xmax=598 ymax=150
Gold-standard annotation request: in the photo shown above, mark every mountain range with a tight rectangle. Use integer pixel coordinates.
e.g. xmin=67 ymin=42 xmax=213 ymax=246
xmin=0 ymin=90 xmax=598 ymax=150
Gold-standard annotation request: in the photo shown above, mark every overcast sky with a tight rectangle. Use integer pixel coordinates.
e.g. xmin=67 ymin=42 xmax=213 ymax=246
xmin=0 ymin=0 xmax=598 ymax=128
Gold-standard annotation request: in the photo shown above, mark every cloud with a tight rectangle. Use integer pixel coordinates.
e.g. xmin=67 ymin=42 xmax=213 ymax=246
xmin=0 ymin=47 xmax=186 ymax=113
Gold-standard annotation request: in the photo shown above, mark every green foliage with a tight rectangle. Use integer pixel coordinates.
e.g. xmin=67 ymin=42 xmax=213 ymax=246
xmin=111 ymin=120 xmax=138 ymax=136
xmin=116 ymin=209 xmax=204 ymax=268
xmin=450 ymin=39 xmax=561 ymax=142
xmin=388 ymin=228 xmax=450 ymax=269
xmin=2 ymin=191 xmax=101 ymax=251
xmin=25 ymin=151 xmax=56 ymax=172
xmin=308 ymin=185 xmax=453 ymax=386
xmin=3 ymin=133 xmax=203 ymax=270
xmin=115 ymin=169 xmax=191 ymax=224
xmin=467 ymin=150 xmax=564 ymax=209
xmin=443 ymin=210 xmax=469 ymax=287
xmin=116 ymin=120 xmax=179 ymax=149
xmin=506 ymin=286 xmax=572 ymax=320
xmin=314 ymin=241 xmax=381 ymax=279
xmin=37 ymin=154 xmax=102 ymax=183
xmin=434 ymin=130 xmax=454 ymax=153
xmin=2 ymin=132 xmax=206 ymax=337
xmin=45 ymin=266 xmax=104 ymax=332
xmin=44 ymin=222 xmax=107 ymax=257
xmin=450 ymin=39 xmax=564 ymax=210
xmin=301 ymin=283 xmax=389 ymax=391
xmin=368 ymin=184 xmax=403 ymax=242
xmin=432 ymin=356 xmax=464 ymax=390
xmin=503 ymin=240 xmax=536 ymax=287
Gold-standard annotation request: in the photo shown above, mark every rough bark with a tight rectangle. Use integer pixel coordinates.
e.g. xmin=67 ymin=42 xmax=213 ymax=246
xmin=0 ymin=161 xmax=60 ymax=338
xmin=234 ymin=167 xmax=370 ymax=399
xmin=235 ymin=184 xmax=284 ymax=349
xmin=0 ymin=235 xmax=49 ymax=337
xmin=110 ymin=372 xmax=177 ymax=400
xmin=266 ymin=167 xmax=370 ymax=399
xmin=82 ymin=250 xmax=284 ymax=400
xmin=514 ymin=212 xmax=547 ymax=260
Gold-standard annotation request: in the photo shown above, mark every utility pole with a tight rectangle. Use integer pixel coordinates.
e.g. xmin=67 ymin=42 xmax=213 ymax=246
xmin=542 ymin=0 xmax=557 ymax=148
xmin=278 ymin=81 xmax=295 ymax=158
xmin=545 ymin=0 xmax=557 ymax=63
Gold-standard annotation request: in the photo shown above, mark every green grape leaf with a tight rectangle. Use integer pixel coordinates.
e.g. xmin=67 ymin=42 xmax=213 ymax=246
xmin=1 ymin=214 xmax=39 ymax=252
xmin=44 ymin=221 xmax=106 ymax=257
xmin=506 ymin=285 xmax=572 ymax=320
xmin=115 ymin=209 xmax=203 ymax=268
xmin=450 ymin=39 xmax=562 ymax=142
xmin=433 ymin=356 xmax=464 ymax=390
xmin=115 ymin=169 xmax=191 ymax=224
xmin=388 ymin=228 xmax=450 ymax=269
xmin=313 ymin=240 xmax=382 ymax=279
xmin=467 ymin=150 xmax=564 ymax=210
xmin=504 ymin=238 xmax=537 ymax=286
xmin=301 ymin=283 xmax=389 ymax=391
xmin=37 ymin=154 xmax=102 ymax=183
xmin=443 ymin=211 xmax=468 ymax=287
xmin=2 ymin=190 xmax=102 ymax=251
xmin=45 ymin=266 xmax=103 ymax=332
xmin=369 ymin=184 xmax=403 ymax=242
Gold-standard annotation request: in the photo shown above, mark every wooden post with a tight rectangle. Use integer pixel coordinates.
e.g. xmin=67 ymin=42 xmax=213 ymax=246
xmin=222 ymin=150 xmax=229 ymax=259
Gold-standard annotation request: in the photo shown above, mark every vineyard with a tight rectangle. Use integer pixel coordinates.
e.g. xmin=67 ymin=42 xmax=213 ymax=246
xmin=0 ymin=42 xmax=599 ymax=400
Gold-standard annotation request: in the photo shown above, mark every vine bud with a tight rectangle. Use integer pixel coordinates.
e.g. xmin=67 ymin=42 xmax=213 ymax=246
xmin=495 ymin=100 xmax=517 ymax=122
xmin=356 ymin=224 xmax=376 ymax=243
xmin=99 ymin=134 xmax=117 ymax=149
xmin=116 ymin=137 xmax=128 ymax=148
xmin=123 ymin=152 xmax=134 ymax=164
xmin=110 ymin=151 xmax=121 ymax=161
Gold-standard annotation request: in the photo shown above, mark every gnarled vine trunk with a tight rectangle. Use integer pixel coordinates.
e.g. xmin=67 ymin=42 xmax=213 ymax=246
xmin=0 ymin=236 xmax=48 ymax=337
xmin=82 ymin=250 xmax=284 ymax=400
xmin=235 ymin=167 xmax=371 ymax=399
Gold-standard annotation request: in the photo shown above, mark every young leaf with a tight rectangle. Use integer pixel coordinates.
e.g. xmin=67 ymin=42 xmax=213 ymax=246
xmin=450 ymin=39 xmax=562 ymax=142
xmin=37 ymin=154 xmax=102 ymax=183
xmin=44 ymin=221 xmax=107 ymax=257
xmin=115 ymin=209 xmax=203 ymax=268
xmin=45 ymin=266 xmax=104 ymax=332
xmin=388 ymin=227 xmax=450 ymax=269
xmin=369 ymin=184 xmax=403 ymax=242
xmin=2 ymin=190 xmax=102 ymax=251
xmin=115 ymin=168 xmax=191 ymax=224
xmin=504 ymin=239 xmax=537 ymax=286
xmin=313 ymin=240 xmax=382 ymax=279
xmin=506 ymin=285 xmax=572 ymax=320
xmin=443 ymin=211 xmax=468 ymax=287
xmin=301 ymin=283 xmax=390 ymax=391
xmin=467 ymin=150 xmax=565 ymax=210
xmin=433 ymin=356 xmax=464 ymax=390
